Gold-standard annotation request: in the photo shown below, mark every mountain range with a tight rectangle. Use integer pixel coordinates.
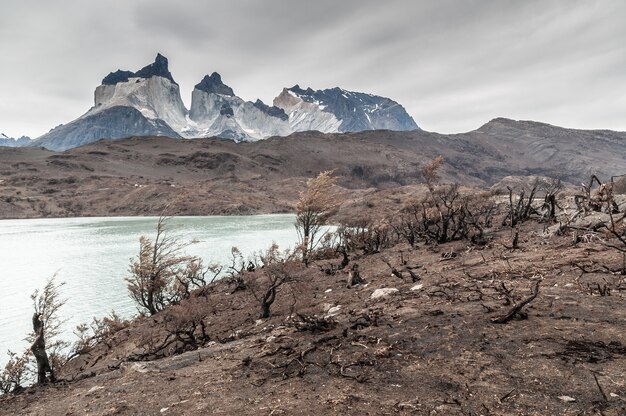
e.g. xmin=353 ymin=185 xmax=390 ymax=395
xmin=28 ymin=54 xmax=418 ymax=151
xmin=0 ymin=133 xmax=31 ymax=147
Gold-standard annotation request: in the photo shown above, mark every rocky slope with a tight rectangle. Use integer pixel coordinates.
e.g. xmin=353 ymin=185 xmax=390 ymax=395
xmin=31 ymin=55 xmax=185 ymax=151
xmin=2 ymin=119 xmax=625 ymax=219
xmin=27 ymin=54 xmax=419 ymax=150
xmin=1 ymin=218 xmax=626 ymax=415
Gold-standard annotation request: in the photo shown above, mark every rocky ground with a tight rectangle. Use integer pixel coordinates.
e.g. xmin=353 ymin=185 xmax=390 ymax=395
xmin=2 ymin=213 xmax=626 ymax=415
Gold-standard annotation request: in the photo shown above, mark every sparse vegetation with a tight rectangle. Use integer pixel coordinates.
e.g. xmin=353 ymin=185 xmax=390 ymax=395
xmin=126 ymin=216 xmax=218 ymax=315
xmin=0 ymin=276 xmax=67 ymax=393
xmin=69 ymin=312 xmax=130 ymax=358
xmin=384 ymin=157 xmax=497 ymax=247
xmin=4 ymin=163 xmax=626 ymax=415
xmin=0 ymin=351 xmax=30 ymax=394
xmin=295 ymin=170 xmax=339 ymax=265
xmin=29 ymin=277 xmax=67 ymax=384
xmin=246 ymin=243 xmax=299 ymax=319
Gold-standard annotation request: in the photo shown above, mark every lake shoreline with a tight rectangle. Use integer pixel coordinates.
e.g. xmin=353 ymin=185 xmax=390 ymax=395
xmin=0 ymin=214 xmax=301 ymax=367
xmin=3 ymin=219 xmax=626 ymax=414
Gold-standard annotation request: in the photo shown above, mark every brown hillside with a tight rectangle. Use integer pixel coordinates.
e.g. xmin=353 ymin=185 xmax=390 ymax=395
xmin=1 ymin=119 xmax=625 ymax=219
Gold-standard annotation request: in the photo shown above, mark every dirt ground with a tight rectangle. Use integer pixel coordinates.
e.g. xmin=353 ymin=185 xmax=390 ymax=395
xmin=2 ymin=216 xmax=626 ymax=415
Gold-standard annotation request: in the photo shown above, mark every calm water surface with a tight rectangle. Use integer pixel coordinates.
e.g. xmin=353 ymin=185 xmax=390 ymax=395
xmin=0 ymin=215 xmax=298 ymax=362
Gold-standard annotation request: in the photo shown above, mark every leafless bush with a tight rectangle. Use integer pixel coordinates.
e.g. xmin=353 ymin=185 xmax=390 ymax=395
xmin=129 ymin=300 xmax=211 ymax=361
xmin=69 ymin=312 xmax=130 ymax=358
xmin=309 ymin=231 xmax=342 ymax=261
xmin=391 ymin=156 xmax=497 ymax=245
xmin=394 ymin=185 xmax=495 ymax=245
xmin=600 ymin=203 xmax=626 ymax=254
xmin=575 ymin=175 xmax=618 ymax=213
xmin=503 ymin=179 xmax=564 ymax=226
xmin=504 ymin=182 xmax=540 ymax=227
xmin=0 ymin=351 xmax=31 ymax=394
xmin=568 ymin=176 xmax=625 ymax=255
xmin=541 ymin=179 xmax=564 ymax=221
xmin=337 ymin=217 xmax=395 ymax=255
xmin=127 ymin=216 xmax=217 ymax=315
xmin=223 ymin=246 xmax=250 ymax=293
xmin=1 ymin=277 xmax=68 ymax=392
xmin=174 ymin=260 xmax=222 ymax=300
xmin=247 ymin=243 xmax=299 ymax=319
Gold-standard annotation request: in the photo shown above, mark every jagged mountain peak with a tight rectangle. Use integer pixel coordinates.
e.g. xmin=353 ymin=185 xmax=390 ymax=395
xmin=102 ymin=53 xmax=176 ymax=86
xmin=252 ymin=100 xmax=288 ymax=121
xmin=195 ymin=72 xmax=235 ymax=96
xmin=29 ymin=55 xmax=420 ymax=150
xmin=288 ymin=85 xmax=315 ymax=96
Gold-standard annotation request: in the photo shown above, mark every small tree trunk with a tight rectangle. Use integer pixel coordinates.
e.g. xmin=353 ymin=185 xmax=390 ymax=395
xmin=546 ymin=194 xmax=556 ymax=220
xmin=31 ymin=313 xmax=55 ymax=384
xmin=147 ymin=289 xmax=157 ymax=316
xmin=512 ymin=232 xmax=519 ymax=250
xmin=260 ymin=287 xmax=276 ymax=319
xmin=302 ymin=233 xmax=310 ymax=267
xmin=338 ymin=247 xmax=349 ymax=270
xmin=347 ymin=263 xmax=364 ymax=288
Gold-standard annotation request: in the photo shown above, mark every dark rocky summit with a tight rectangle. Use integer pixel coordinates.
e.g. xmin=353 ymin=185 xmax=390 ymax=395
xmin=195 ymin=72 xmax=235 ymax=96
xmin=101 ymin=70 xmax=135 ymax=86
xmin=253 ymin=99 xmax=289 ymax=120
xmin=102 ymin=53 xmax=176 ymax=85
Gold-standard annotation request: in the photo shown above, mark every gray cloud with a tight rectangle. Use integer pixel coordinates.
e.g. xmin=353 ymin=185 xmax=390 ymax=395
xmin=0 ymin=0 xmax=624 ymax=138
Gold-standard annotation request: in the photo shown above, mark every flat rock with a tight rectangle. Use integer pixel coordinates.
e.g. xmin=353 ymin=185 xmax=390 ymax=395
xmin=371 ymin=288 xmax=399 ymax=299
xmin=87 ymin=385 xmax=105 ymax=394
xmin=326 ymin=306 xmax=342 ymax=317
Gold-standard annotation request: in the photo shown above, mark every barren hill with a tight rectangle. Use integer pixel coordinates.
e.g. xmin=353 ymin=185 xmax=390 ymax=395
xmin=1 ymin=118 xmax=625 ymax=219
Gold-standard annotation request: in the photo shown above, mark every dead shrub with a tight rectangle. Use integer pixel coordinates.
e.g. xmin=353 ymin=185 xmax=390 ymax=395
xmin=246 ymin=243 xmax=300 ymax=319
xmin=69 ymin=312 xmax=130 ymax=358
xmin=337 ymin=217 xmax=395 ymax=255
xmin=0 ymin=351 xmax=31 ymax=394
xmin=130 ymin=301 xmax=211 ymax=360
xmin=394 ymin=185 xmax=496 ymax=245
xmin=127 ymin=216 xmax=219 ymax=315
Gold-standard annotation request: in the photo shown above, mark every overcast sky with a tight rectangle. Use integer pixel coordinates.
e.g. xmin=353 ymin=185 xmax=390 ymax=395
xmin=0 ymin=0 xmax=624 ymax=138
